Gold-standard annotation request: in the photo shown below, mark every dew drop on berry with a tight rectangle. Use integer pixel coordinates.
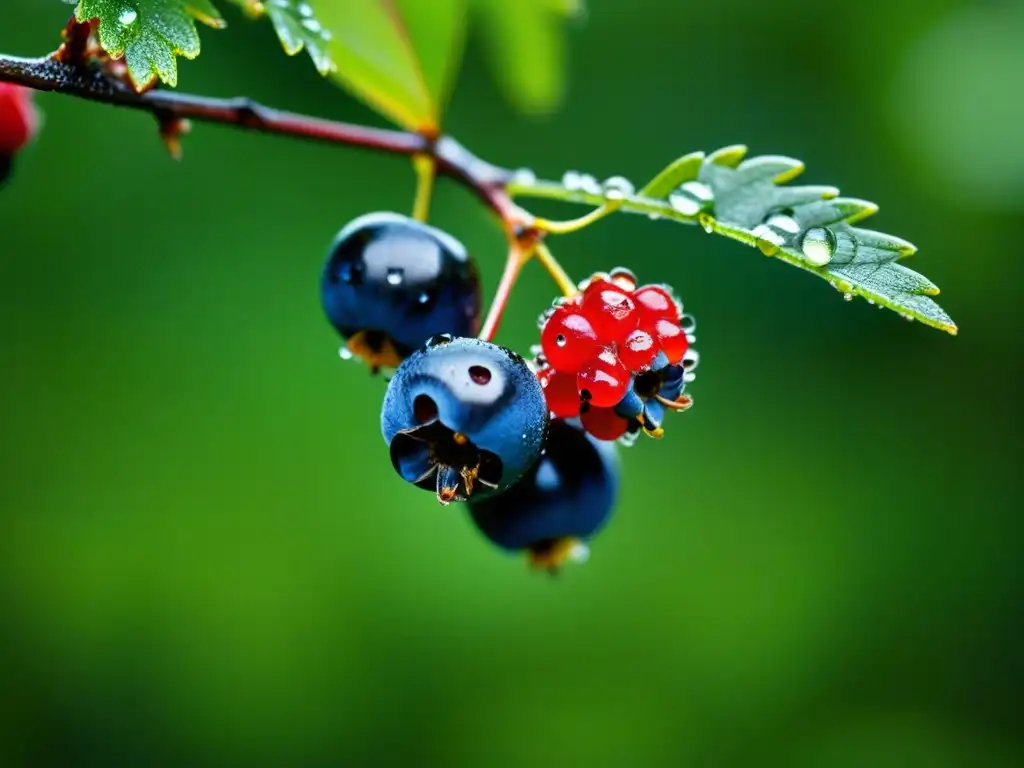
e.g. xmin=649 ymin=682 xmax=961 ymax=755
xmin=580 ymin=405 xmax=630 ymax=441
xmin=634 ymin=285 xmax=680 ymax=325
xmin=581 ymin=283 xmax=639 ymax=344
xmin=618 ymin=328 xmax=658 ymax=372
xmin=541 ymin=308 xmax=599 ymax=373
xmin=682 ymin=347 xmax=700 ymax=372
xmin=680 ymin=313 xmax=697 ymax=334
xmin=654 ymin=319 xmax=689 ymax=364
xmin=578 ymin=350 xmax=630 ymax=408
xmin=609 ymin=267 xmax=637 ymax=292
xmin=386 ymin=267 xmax=404 ymax=285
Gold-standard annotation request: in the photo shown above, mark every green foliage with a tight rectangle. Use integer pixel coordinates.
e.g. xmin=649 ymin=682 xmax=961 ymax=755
xmin=223 ymin=0 xmax=335 ymax=75
xmin=471 ymin=0 xmax=584 ymax=115
xmin=71 ymin=0 xmax=225 ymax=88
xmin=509 ymin=147 xmax=956 ymax=334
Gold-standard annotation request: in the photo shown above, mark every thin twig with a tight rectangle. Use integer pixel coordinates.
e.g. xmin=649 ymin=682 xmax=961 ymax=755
xmin=0 ymin=51 xmax=524 ymax=220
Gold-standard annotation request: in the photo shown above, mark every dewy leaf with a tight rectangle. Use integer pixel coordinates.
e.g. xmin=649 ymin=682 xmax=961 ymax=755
xmin=74 ymin=0 xmax=225 ymax=89
xmin=656 ymin=146 xmax=957 ymax=334
xmin=223 ymin=0 xmax=337 ymax=75
xmin=315 ymin=0 xmax=464 ymax=135
xmin=394 ymin=0 xmax=467 ymax=119
xmin=471 ymin=0 xmax=583 ymax=115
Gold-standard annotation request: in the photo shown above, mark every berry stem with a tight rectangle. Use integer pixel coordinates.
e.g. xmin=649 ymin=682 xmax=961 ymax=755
xmin=533 ymin=241 xmax=578 ymax=299
xmin=411 ymin=154 xmax=436 ymax=223
xmin=534 ymin=198 xmax=624 ymax=235
xmin=478 ymin=242 xmax=532 ymax=342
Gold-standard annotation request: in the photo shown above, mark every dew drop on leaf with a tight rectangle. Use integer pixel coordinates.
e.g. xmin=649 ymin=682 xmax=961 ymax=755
xmin=302 ymin=18 xmax=322 ymax=34
xmin=751 ymin=224 xmax=783 ymax=256
xmin=338 ymin=346 xmax=354 ymax=361
xmin=512 ymin=168 xmax=537 ymax=185
xmin=800 ymin=226 xmax=837 ymax=267
xmin=118 ymin=7 xmax=137 ymax=26
xmin=843 ymin=293 xmax=853 ymax=302
xmin=602 ymin=176 xmax=635 ymax=198
xmin=296 ymin=2 xmax=314 ymax=18
xmin=764 ymin=213 xmax=801 ymax=235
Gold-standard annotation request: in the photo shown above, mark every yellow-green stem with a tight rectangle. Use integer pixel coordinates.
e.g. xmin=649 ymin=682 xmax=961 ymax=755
xmin=533 ymin=241 xmax=578 ymax=298
xmin=411 ymin=154 xmax=436 ymax=222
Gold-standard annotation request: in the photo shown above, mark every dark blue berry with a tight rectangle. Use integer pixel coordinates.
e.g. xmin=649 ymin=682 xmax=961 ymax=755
xmin=321 ymin=212 xmax=481 ymax=372
xmin=381 ymin=336 xmax=549 ymax=505
xmin=467 ymin=419 xmax=618 ymax=571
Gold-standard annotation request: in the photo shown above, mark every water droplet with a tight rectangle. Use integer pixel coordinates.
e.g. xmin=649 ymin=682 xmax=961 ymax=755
xmin=765 ymin=213 xmax=801 ymax=235
xmin=647 ymin=212 xmax=662 ymax=221
xmin=683 ymin=371 xmax=697 ymax=384
xmin=386 ymin=268 xmax=403 ymax=286
xmin=555 ymin=334 xmax=567 ymax=348
xmin=680 ymin=313 xmax=697 ymax=333
xmin=602 ymin=175 xmax=635 ymax=198
xmin=561 ymin=170 xmax=583 ymax=190
xmin=867 ymin=298 xmax=875 ymax=305
xmin=338 ymin=346 xmax=354 ymax=361
xmin=800 ymin=226 xmax=837 ymax=267
xmin=296 ymin=2 xmax=314 ymax=17
xmin=609 ymin=267 xmax=637 ymax=290
xmin=837 ymin=280 xmax=854 ymax=294
xmin=417 ymin=291 xmax=432 ymax=305
xmin=301 ymin=18 xmax=322 ymax=34
xmin=568 ymin=541 xmax=591 ymax=564
xmin=698 ymin=214 xmax=715 ymax=234
xmin=579 ymin=174 xmax=602 ymax=195
xmin=682 ymin=348 xmax=700 ymax=371
xmin=618 ymin=430 xmax=640 ymax=448
xmin=512 ymin=167 xmax=536 ymax=186
xmin=843 ymin=293 xmax=853 ymax=301
xmin=319 ymin=28 xmax=333 ymax=41
xmin=686 ymin=334 xmax=697 ymax=344
xmin=751 ymin=224 xmax=783 ymax=256
xmin=668 ymin=190 xmax=701 ymax=216
xmin=118 ymin=8 xmax=137 ymax=25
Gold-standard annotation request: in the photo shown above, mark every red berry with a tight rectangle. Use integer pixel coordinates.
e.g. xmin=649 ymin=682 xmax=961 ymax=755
xmin=654 ymin=318 xmax=688 ymax=364
xmin=580 ymin=406 xmax=629 ymax=441
xmin=0 ymin=84 xmax=38 ymax=156
xmin=538 ymin=368 xmax=581 ymax=418
xmin=634 ymin=285 xmax=680 ymax=325
xmin=617 ymin=328 xmax=658 ymax=372
xmin=581 ymin=281 xmax=639 ymax=344
xmin=541 ymin=307 xmax=599 ymax=373
xmin=577 ymin=348 xmax=630 ymax=407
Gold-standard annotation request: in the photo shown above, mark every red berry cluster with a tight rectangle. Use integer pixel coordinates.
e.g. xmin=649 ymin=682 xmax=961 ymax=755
xmin=536 ymin=269 xmax=690 ymax=441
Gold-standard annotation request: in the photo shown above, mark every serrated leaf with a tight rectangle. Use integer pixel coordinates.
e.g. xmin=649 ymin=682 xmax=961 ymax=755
xmin=223 ymin=0 xmax=336 ymax=75
xmin=314 ymin=0 xmax=464 ymax=135
xmin=471 ymin=0 xmax=582 ymax=115
xmin=676 ymin=148 xmax=957 ymax=334
xmin=74 ymin=0 xmax=225 ymax=89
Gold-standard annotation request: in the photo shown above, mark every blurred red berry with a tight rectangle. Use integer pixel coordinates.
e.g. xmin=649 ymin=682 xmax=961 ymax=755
xmin=580 ymin=405 xmax=630 ymax=441
xmin=0 ymin=83 xmax=39 ymax=156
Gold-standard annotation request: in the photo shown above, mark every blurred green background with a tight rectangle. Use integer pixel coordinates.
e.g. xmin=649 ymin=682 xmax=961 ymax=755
xmin=2 ymin=1 xmax=1021 ymax=765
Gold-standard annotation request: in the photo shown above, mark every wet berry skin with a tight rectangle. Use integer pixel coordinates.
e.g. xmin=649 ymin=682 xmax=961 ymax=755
xmin=468 ymin=419 xmax=618 ymax=569
xmin=321 ymin=212 xmax=481 ymax=370
xmin=381 ymin=336 xmax=549 ymax=504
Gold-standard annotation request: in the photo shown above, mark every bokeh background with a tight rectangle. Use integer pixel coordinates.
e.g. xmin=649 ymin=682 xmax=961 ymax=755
xmin=2 ymin=1 xmax=1021 ymax=765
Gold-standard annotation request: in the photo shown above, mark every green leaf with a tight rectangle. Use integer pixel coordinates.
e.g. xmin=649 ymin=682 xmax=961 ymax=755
xmin=471 ymin=0 xmax=583 ymax=115
xmin=74 ymin=0 xmax=225 ymax=89
xmin=507 ymin=147 xmax=957 ymax=335
xmin=315 ymin=0 xmax=465 ymax=134
xmin=223 ymin=0 xmax=337 ymax=76
xmin=681 ymin=147 xmax=957 ymax=334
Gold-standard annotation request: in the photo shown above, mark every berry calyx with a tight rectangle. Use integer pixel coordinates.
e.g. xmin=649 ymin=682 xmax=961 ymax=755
xmin=381 ymin=336 xmax=548 ymax=505
xmin=540 ymin=306 xmax=599 ymax=373
xmin=467 ymin=419 xmax=619 ymax=572
xmin=321 ymin=212 xmax=481 ymax=373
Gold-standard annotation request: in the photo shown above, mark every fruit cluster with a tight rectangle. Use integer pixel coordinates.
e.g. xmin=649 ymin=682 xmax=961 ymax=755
xmin=321 ymin=212 xmax=697 ymax=571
